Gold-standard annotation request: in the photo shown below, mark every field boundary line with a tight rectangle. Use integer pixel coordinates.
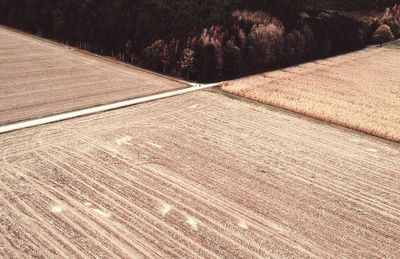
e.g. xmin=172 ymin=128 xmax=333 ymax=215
xmin=213 ymin=88 xmax=400 ymax=146
xmin=0 ymin=83 xmax=220 ymax=134
xmin=0 ymin=24 xmax=189 ymax=85
xmin=381 ymin=38 xmax=400 ymax=47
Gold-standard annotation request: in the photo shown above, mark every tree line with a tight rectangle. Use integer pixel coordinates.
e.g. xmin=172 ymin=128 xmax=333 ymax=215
xmin=0 ymin=0 xmax=396 ymax=82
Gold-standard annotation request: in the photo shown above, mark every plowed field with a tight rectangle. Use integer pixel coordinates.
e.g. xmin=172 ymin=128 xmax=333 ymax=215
xmin=1 ymin=91 xmax=399 ymax=258
xmin=0 ymin=26 xmax=185 ymax=125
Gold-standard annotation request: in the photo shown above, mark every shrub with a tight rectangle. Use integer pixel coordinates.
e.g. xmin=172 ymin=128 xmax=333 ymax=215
xmin=372 ymin=24 xmax=395 ymax=43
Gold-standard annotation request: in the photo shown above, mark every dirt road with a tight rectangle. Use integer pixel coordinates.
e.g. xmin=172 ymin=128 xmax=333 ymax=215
xmin=0 ymin=26 xmax=186 ymax=125
xmin=1 ymin=91 xmax=399 ymax=258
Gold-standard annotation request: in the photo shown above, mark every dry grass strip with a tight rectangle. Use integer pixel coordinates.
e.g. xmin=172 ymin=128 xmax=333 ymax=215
xmin=222 ymin=46 xmax=400 ymax=142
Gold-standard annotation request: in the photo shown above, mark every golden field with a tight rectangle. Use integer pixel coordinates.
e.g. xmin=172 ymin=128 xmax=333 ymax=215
xmin=222 ymin=46 xmax=400 ymax=142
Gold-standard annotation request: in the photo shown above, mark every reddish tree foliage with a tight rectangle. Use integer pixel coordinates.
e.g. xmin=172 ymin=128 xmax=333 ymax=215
xmin=249 ymin=18 xmax=285 ymax=66
xmin=143 ymin=8 xmax=376 ymax=82
xmin=383 ymin=4 xmax=400 ymax=36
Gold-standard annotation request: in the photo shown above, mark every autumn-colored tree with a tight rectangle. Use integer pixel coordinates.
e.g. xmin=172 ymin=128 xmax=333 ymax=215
xmin=249 ymin=18 xmax=285 ymax=66
xmin=383 ymin=4 xmax=400 ymax=37
xmin=372 ymin=24 xmax=395 ymax=43
xmin=179 ymin=48 xmax=195 ymax=78
xmin=197 ymin=25 xmax=227 ymax=79
xmin=0 ymin=0 xmax=375 ymax=82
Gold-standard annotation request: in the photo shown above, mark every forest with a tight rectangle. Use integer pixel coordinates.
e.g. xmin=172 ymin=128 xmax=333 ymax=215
xmin=0 ymin=0 xmax=399 ymax=82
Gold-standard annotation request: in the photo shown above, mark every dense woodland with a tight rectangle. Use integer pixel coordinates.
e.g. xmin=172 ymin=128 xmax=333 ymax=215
xmin=0 ymin=0 xmax=399 ymax=81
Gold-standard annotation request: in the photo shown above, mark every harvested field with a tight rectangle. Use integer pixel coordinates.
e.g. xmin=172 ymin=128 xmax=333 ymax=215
xmin=222 ymin=46 xmax=400 ymax=142
xmin=0 ymin=26 xmax=186 ymax=125
xmin=1 ymin=91 xmax=399 ymax=258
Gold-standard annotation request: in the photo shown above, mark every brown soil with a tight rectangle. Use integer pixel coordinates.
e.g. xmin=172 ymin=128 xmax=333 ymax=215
xmin=0 ymin=26 xmax=186 ymax=125
xmin=1 ymin=91 xmax=399 ymax=258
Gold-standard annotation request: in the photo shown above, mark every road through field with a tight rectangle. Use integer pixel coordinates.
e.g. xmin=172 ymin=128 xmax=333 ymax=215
xmin=0 ymin=26 xmax=186 ymax=125
xmin=1 ymin=91 xmax=399 ymax=258
xmin=0 ymin=83 xmax=219 ymax=134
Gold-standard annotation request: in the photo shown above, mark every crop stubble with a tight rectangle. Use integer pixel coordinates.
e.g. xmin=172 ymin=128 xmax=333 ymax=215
xmin=1 ymin=91 xmax=399 ymax=258
xmin=222 ymin=46 xmax=400 ymax=142
xmin=0 ymin=26 xmax=185 ymax=125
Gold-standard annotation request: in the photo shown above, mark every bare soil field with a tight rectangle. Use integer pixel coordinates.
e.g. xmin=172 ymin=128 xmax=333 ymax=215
xmin=0 ymin=26 xmax=186 ymax=125
xmin=222 ymin=46 xmax=400 ymax=142
xmin=1 ymin=91 xmax=399 ymax=258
